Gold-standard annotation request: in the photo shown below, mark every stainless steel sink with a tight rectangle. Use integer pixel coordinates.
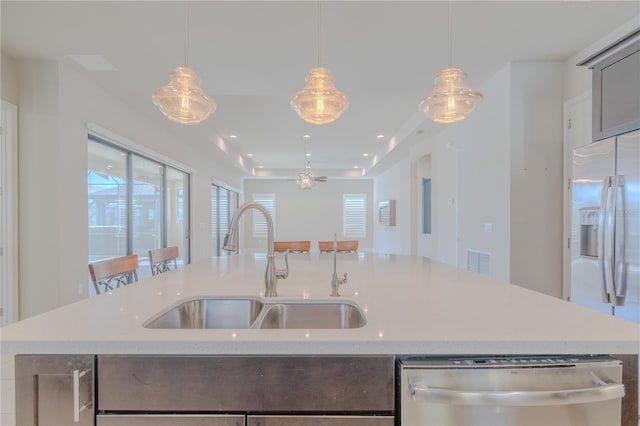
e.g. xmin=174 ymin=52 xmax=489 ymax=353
xmin=143 ymin=297 xmax=366 ymax=329
xmin=144 ymin=297 xmax=264 ymax=329
xmin=259 ymin=301 xmax=366 ymax=329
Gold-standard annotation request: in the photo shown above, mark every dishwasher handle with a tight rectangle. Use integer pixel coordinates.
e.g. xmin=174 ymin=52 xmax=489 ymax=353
xmin=408 ymin=379 xmax=625 ymax=407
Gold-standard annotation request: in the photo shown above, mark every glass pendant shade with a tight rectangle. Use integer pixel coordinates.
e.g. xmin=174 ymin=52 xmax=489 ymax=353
xmin=420 ymin=67 xmax=483 ymax=124
xmin=297 ymin=169 xmax=315 ymax=190
xmin=291 ymin=67 xmax=349 ymax=125
xmin=152 ymin=66 xmax=215 ymax=125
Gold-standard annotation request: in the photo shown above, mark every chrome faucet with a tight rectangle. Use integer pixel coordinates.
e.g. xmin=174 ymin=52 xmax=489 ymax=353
xmin=330 ymin=233 xmax=348 ymax=297
xmin=223 ymin=201 xmax=288 ymax=297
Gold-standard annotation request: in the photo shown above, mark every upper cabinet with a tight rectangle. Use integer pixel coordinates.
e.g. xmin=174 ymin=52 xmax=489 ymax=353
xmin=579 ymin=29 xmax=640 ymax=141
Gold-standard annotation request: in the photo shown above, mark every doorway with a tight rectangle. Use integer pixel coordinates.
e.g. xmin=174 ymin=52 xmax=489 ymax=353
xmin=0 ymin=101 xmax=19 ymax=325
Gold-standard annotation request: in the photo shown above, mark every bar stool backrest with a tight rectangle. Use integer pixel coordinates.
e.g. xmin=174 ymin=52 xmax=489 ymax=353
xmin=149 ymin=246 xmax=179 ymax=276
xmin=89 ymin=254 xmax=139 ymax=295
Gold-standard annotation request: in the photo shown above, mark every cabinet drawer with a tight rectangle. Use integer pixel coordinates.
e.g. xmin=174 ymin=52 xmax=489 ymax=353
xmin=98 ymin=355 xmax=394 ymax=412
xmin=97 ymin=414 xmax=244 ymax=426
xmin=248 ymin=415 xmax=395 ymax=426
xmin=16 ymin=355 xmax=94 ymax=426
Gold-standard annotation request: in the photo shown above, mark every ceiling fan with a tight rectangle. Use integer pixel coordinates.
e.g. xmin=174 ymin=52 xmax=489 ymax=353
xmin=290 ymin=138 xmax=328 ymax=189
xmin=289 ymin=161 xmax=328 ymax=190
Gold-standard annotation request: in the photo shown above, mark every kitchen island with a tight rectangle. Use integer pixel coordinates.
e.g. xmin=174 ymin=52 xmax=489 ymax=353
xmin=2 ymin=253 xmax=639 ymax=425
xmin=2 ymin=252 xmax=638 ymax=355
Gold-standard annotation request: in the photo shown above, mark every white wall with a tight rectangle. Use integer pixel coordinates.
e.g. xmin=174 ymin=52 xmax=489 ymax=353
xmin=509 ymin=62 xmax=564 ymax=297
xmin=376 ymin=64 xmax=512 ymax=282
xmin=11 ymin=59 xmax=245 ymax=318
xmin=437 ymin=64 xmax=512 ymax=283
xmin=374 ymin=62 xmax=565 ymax=292
xmin=373 ymin=158 xmax=412 ymax=255
xmin=1 ymin=54 xmax=18 ymax=105
xmin=17 ymin=59 xmax=62 ymax=317
xmin=242 ymin=179 xmax=373 ymax=251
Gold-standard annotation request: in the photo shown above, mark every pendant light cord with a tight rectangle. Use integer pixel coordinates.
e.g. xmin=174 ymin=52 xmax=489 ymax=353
xmin=448 ymin=0 xmax=452 ymax=67
xmin=317 ymin=1 xmax=322 ymax=67
xmin=184 ymin=0 xmax=189 ymax=66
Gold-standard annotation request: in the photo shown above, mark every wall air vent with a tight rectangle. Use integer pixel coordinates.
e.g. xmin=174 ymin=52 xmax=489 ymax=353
xmin=466 ymin=249 xmax=491 ymax=277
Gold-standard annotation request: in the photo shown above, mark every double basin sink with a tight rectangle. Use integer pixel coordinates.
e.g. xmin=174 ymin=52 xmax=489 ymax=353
xmin=144 ymin=297 xmax=367 ymax=330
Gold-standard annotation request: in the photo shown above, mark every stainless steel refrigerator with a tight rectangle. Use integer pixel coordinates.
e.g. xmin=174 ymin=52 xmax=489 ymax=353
xmin=571 ymin=129 xmax=640 ymax=323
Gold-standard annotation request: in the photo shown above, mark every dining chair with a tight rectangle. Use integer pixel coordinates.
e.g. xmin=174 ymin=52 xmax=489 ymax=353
xmin=149 ymin=246 xmax=179 ymax=276
xmin=88 ymin=254 xmax=139 ymax=295
xmin=273 ymin=241 xmax=311 ymax=253
xmin=337 ymin=240 xmax=358 ymax=253
xmin=318 ymin=241 xmax=334 ymax=253
xmin=318 ymin=240 xmax=358 ymax=253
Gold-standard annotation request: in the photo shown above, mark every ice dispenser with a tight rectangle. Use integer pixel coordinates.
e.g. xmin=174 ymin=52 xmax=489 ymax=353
xmin=579 ymin=207 xmax=599 ymax=258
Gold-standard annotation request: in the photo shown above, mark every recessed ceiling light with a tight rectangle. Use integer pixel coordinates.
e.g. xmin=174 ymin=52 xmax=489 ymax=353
xmin=258 ymin=166 xmax=264 ymax=169
xmin=353 ymin=166 xmax=359 ymax=169
xmin=68 ymin=54 xmax=117 ymax=71
xmin=229 ymin=134 xmax=237 ymax=139
xmin=305 ymin=153 xmax=311 ymax=157
xmin=247 ymin=153 xmax=253 ymax=157
xmin=362 ymin=153 xmax=369 ymax=157
xmin=303 ymin=134 xmax=311 ymax=139
xmin=376 ymin=134 xmax=384 ymax=139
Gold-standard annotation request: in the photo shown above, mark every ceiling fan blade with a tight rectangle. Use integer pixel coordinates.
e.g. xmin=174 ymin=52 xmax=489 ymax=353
xmin=314 ymin=176 xmax=329 ymax=182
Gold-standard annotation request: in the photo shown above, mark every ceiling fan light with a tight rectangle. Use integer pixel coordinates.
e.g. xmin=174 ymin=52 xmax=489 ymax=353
xmin=291 ymin=67 xmax=349 ymax=125
xmin=419 ymin=67 xmax=482 ymax=124
xmin=297 ymin=170 xmax=315 ymax=190
xmin=152 ymin=66 xmax=216 ymax=125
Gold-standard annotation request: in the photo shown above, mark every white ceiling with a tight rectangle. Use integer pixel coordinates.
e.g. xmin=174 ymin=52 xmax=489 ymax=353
xmin=2 ymin=1 xmax=638 ymax=178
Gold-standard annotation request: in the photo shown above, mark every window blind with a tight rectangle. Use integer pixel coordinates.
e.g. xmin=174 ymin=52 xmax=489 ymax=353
xmin=343 ymin=193 xmax=366 ymax=238
xmin=252 ymin=194 xmax=275 ymax=238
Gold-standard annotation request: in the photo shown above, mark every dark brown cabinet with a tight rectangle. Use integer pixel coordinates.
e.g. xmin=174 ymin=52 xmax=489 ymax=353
xmin=16 ymin=355 xmax=95 ymax=426
xmin=579 ymin=29 xmax=640 ymax=141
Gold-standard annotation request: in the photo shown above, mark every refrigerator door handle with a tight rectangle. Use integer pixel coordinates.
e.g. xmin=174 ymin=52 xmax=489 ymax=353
xmin=612 ymin=175 xmax=627 ymax=305
xmin=598 ymin=176 xmax=613 ymax=303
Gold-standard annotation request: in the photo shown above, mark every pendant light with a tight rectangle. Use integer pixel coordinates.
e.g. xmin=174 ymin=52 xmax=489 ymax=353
xmin=291 ymin=1 xmax=349 ymax=125
xmin=419 ymin=1 xmax=482 ymax=124
xmin=152 ymin=1 xmax=215 ymax=125
xmin=297 ymin=137 xmax=315 ymax=190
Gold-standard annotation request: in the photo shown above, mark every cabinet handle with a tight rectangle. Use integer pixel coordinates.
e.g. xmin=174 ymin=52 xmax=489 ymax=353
xmin=73 ymin=369 xmax=91 ymax=422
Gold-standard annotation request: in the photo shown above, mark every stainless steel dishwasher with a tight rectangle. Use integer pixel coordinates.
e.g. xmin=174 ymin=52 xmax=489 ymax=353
xmin=400 ymin=356 xmax=625 ymax=426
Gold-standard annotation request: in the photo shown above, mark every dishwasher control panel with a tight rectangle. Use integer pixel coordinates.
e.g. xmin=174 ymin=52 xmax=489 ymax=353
xmin=399 ymin=355 xmax=618 ymax=369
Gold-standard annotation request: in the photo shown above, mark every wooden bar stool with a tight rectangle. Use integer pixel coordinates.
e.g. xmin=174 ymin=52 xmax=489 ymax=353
xmin=149 ymin=246 xmax=179 ymax=276
xmin=88 ymin=254 xmax=139 ymax=295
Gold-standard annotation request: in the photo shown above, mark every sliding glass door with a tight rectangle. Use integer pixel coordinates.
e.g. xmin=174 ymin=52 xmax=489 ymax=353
xmin=132 ymin=155 xmax=163 ymax=276
xmin=166 ymin=167 xmax=189 ymax=266
xmin=88 ymin=137 xmax=190 ymax=290
xmin=212 ymin=184 xmax=238 ymax=256
xmin=88 ymin=140 xmax=128 ymax=262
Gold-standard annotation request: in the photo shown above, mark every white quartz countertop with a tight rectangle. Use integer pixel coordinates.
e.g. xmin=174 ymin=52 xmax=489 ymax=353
xmin=1 ymin=253 xmax=638 ymax=355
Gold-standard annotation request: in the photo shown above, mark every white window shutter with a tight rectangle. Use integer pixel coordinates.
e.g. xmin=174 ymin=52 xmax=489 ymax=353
xmin=252 ymin=194 xmax=275 ymax=238
xmin=343 ymin=194 xmax=366 ymax=238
